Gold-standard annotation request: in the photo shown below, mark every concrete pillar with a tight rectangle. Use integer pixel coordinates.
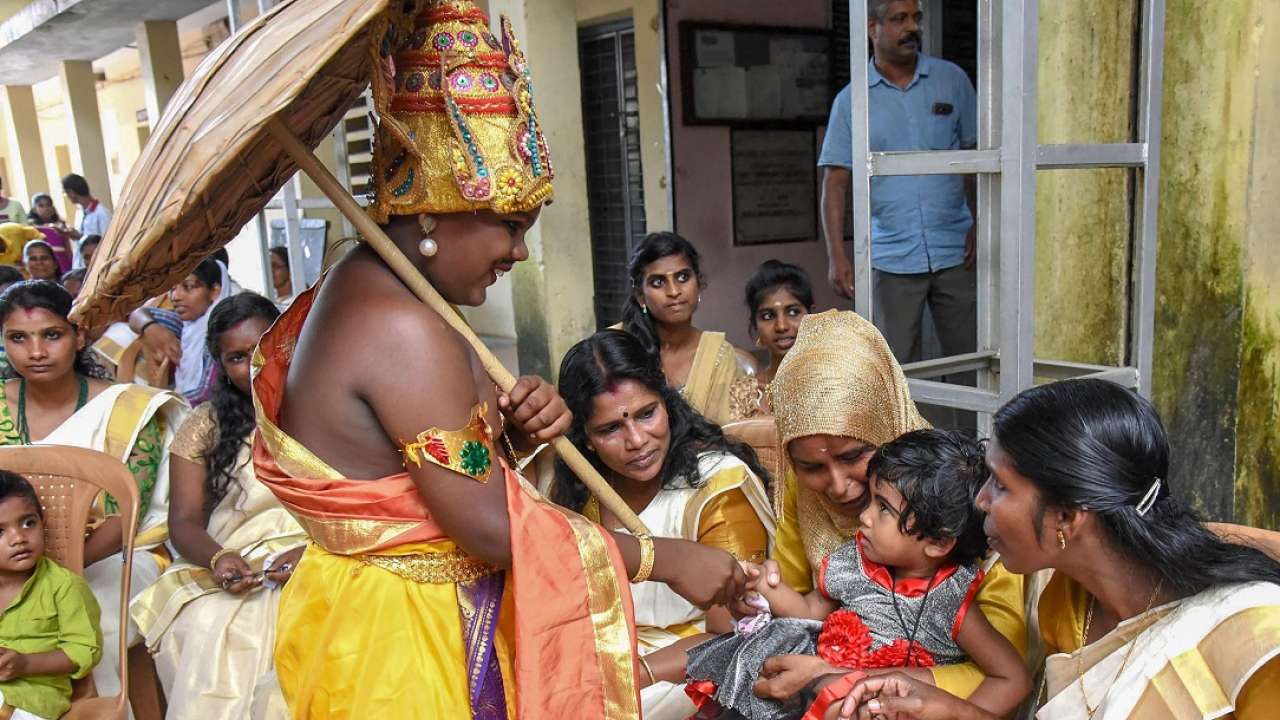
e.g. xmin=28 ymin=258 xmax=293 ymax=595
xmin=136 ymin=20 xmax=184 ymax=127
xmin=491 ymin=0 xmax=596 ymax=379
xmin=0 ymin=85 xmax=50 ymax=202
xmin=632 ymin=2 xmax=670 ymax=231
xmin=57 ymin=60 xmax=112 ymax=210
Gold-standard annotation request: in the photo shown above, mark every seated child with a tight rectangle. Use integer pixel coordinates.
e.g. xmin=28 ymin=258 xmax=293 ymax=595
xmin=0 ymin=470 xmax=102 ymax=720
xmin=685 ymin=429 xmax=1030 ymax=720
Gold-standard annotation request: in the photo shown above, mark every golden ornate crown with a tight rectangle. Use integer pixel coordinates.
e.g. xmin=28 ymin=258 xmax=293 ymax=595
xmin=366 ymin=0 xmax=554 ymax=222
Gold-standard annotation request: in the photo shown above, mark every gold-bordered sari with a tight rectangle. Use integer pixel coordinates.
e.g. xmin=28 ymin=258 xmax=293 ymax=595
xmin=585 ymin=451 xmax=775 ymax=720
xmin=1037 ymin=572 xmax=1280 ymax=718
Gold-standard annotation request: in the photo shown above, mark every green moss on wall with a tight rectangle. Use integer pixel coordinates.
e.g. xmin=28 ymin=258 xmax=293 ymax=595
xmin=1234 ymin=298 xmax=1280 ymax=528
xmin=1152 ymin=0 xmax=1258 ymax=519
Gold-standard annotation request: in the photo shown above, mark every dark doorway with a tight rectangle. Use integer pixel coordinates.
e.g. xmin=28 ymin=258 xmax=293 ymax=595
xmin=580 ymin=20 xmax=648 ymax=329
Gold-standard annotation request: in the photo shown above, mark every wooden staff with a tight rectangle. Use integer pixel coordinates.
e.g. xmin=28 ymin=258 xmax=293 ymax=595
xmin=266 ymin=118 xmax=649 ymax=536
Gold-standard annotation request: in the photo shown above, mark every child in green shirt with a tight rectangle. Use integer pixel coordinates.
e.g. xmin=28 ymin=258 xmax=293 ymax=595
xmin=0 ymin=469 xmax=102 ymax=720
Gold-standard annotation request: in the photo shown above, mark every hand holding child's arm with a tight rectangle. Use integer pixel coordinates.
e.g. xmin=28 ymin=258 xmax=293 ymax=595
xmin=953 ymin=605 xmax=1032 ymax=717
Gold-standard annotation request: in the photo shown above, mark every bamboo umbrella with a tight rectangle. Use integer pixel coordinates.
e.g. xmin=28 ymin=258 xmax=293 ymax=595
xmin=71 ymin=0 xmax=649 ymax=536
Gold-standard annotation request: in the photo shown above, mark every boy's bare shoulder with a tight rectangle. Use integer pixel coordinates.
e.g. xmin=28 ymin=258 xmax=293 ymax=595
xmin=312 ymin=253 xmax=465 ymax=350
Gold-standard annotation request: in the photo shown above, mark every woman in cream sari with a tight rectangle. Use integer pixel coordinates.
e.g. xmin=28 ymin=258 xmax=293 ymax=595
xmin=831 ymin=379 xmax=1280 ymax=720
xmin=132 ymin=293 xmax=304 ymax=719
xmin=0 ymin=280 xmax=186 ymax=700
xmin=618 ymin=232 xmax=758 ymax=425
xmin=748 ymin=310 xmax=1028 ymax=707
xmin=554 ymin=330 xmax=775 ymax=720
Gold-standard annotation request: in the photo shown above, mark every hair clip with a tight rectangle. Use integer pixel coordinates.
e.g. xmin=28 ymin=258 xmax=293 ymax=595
xmin=1135 ymin=477 xmax=1162 ymax=516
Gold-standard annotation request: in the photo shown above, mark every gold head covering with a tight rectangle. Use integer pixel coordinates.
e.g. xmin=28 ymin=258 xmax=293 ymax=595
xmin=769 ymin=310 xmax=929 ymax=569
xmin=367 ymin=0 xmax=553 ymax=222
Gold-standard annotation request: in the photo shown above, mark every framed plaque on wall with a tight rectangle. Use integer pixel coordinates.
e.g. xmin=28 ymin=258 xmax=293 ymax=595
xmin=681 ymin=22 xmax=834 ymax=128
xmin=731 ymin=129 xmax=817 ymax=246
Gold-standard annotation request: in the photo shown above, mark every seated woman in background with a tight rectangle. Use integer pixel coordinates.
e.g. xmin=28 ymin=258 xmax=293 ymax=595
xmin=830 ymin=379 xmax=1280 ymax=720
xmin=743 ymin=260 xmax=814 ymax=416
xmin=26 ymin=194 xmax=73 ymax=273
xmin=268 ymin=247 xmax=294 ymax=309
xmin=77 ymin=235 xmax=101 ymax=272
xmin=553 ymin=329 xmax=775 ymax=720
xmin=0 ymin=280 xmax=186 ymax=702
xmin=129 ymin=257 xmax=232 ymax=405
xmin=133 ymin=293 xmax=304 ymax=719
xmin=60 ymin=268 xmax=86 ymax=298
xmin=619 ymin=232 xmax=757 ymax=426
xmin=20 ymin=241 xmax=59 ymax=283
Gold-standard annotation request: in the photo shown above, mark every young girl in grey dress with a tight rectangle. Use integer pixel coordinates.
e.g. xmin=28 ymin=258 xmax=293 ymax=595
xmin=685 ymin=430 xmax=1030 ymax=719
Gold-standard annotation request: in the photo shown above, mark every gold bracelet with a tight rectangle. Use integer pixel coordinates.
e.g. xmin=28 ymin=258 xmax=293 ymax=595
xmin=638 ymin=654 xmax=657 ymax=686
xmin=209 ymin=547 xmax=239 ymax=572
xmin=631 ymin=533 xmax=655 ymax=584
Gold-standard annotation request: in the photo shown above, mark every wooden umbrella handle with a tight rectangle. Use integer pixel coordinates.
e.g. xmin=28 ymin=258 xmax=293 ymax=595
xmin=266 ymin=119 xmax=650 ymax=537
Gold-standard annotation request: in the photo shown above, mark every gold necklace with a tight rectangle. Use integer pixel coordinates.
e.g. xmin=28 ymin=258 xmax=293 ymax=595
xmin=1076 ymin=580 xmax=1163 ymax=718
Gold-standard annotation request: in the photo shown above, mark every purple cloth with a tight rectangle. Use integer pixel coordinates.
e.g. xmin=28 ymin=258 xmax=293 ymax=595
xmin=457 ymin=572 xmax=508 ymax=719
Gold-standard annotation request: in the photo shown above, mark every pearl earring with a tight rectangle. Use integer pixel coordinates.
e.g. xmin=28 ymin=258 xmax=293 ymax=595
xmin=418 ymin=215 xmax=438 ymax=257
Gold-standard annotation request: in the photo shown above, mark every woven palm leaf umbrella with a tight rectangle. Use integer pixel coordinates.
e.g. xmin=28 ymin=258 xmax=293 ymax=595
xmin=71 ymin=0 xmax=648 ymax=535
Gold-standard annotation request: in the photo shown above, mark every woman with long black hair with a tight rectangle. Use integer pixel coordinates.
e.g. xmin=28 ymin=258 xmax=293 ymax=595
xmin=619 ymin=232 xmax=758 ymax=425
xmin=825 ymin=379 xmax=1280 ymax=719
xmin=132 ymin=292 xmax=303 ymax=719
xmin=0 ymin=279 xmax=187 ymax=702
xmin=553 ymin=329 xmax=775 ymax=720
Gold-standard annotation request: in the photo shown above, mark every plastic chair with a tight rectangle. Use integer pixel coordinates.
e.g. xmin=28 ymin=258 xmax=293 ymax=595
xmin=0 ymin=445 xmax=139 ymax=720
xmin=723 ymin=416 xmax=781 ymax=508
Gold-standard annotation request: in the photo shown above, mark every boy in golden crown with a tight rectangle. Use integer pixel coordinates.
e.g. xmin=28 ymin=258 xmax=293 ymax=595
xmin=251 ymin=2 xmax=746 ymax=718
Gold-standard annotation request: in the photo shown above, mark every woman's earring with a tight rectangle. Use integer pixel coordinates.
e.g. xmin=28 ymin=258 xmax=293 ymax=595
xmin=641 ymin=305 xmax=649 ymax=316
xmin=1057 ymin=529 xmax=1067 ymax=550
xmin=418 ymin=215 xmax=438 ymax=258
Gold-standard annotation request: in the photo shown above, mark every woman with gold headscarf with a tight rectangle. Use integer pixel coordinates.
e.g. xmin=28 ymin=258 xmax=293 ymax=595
xmin=749 ymin=310 xmax=1028 ymax=705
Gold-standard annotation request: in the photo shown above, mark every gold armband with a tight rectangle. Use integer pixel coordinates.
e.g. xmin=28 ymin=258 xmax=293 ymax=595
xmin=631 ymin=533 xmax=655 ymax=584
xmin=400 ymin=404 xmax=496 ymax=483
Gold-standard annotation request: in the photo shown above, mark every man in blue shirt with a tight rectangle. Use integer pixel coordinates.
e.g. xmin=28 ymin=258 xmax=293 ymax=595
xmin=819 ymin=0 xmax=977 ymax=365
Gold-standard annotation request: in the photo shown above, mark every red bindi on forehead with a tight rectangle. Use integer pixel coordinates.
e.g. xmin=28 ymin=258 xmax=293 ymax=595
xmin=21 ymin=307 xmax=38 ymax=317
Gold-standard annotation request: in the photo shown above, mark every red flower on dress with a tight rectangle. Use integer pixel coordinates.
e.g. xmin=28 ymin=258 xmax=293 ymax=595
xmin=865 ymin=638 xmax=936 ymax=669
xmin=817 ymin=610 xmax=938 ymax=670
xmin=816 ymin=610 xmax=874 ymax=669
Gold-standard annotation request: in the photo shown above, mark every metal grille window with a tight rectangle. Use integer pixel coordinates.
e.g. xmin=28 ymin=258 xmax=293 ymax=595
xmin=841 ymin=0 xmax=1166 ymax=428
xmin=580 ymin=21 xmax=647 ymax=329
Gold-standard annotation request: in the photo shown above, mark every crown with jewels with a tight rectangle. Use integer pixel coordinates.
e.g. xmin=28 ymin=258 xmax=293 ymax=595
xmin=366 ymin=0 xmax=554 ymax=222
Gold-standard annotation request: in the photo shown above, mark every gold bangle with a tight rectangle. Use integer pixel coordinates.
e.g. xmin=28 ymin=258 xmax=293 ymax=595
xmin=631 ymin=533 xmax=655 ymax=584
xmin=209 ymin=547 xmax=239 ymax=572
xmin=638 ymin=654 xmax=657 ymax=686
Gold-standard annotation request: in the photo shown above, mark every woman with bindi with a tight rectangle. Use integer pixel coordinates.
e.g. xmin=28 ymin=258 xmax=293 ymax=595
xmin=553 ymin=329 xmax=775 ymax=720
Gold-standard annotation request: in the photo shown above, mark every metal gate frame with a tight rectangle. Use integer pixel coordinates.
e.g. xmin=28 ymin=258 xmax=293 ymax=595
xmin=844 ymin=0 xmax=1166 ymax=428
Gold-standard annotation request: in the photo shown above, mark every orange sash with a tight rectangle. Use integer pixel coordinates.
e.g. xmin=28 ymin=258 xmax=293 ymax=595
xmin=251 ymin=283 xmax=641 ymax=719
